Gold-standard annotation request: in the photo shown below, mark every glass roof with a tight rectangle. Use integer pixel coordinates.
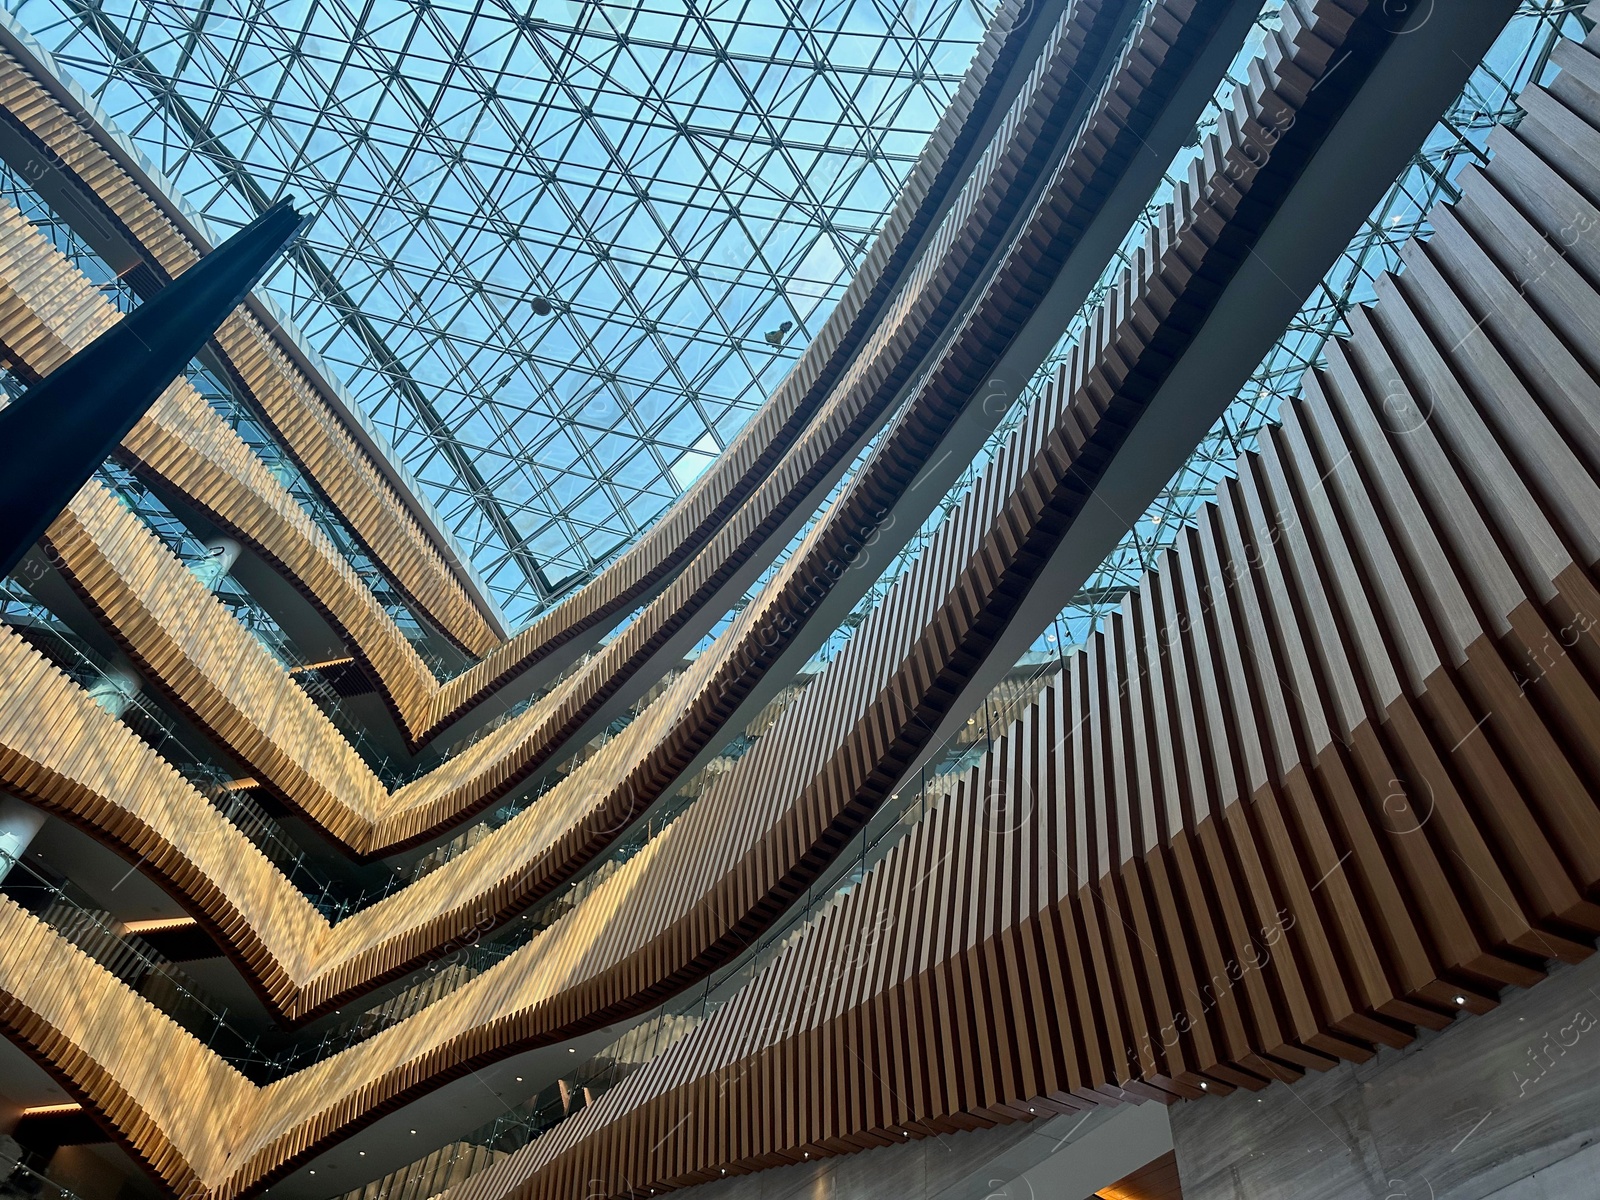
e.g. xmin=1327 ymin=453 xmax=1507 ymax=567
xmin=14 ymin=0 xmax=998 ymax=626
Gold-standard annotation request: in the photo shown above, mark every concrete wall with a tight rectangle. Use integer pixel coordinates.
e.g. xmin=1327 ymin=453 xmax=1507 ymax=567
xmin=655 ymin=1101 xmax=1173 ymax=1200
xmin=1171 ymin=952 xmax=1600 ymax=1200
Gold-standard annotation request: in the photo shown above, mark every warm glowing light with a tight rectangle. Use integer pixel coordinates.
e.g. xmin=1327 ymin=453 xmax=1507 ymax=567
xmin=119 ymin=917 xmax=200 ymax=935
xmin=287 ymin=656 xmax=356 ymax=675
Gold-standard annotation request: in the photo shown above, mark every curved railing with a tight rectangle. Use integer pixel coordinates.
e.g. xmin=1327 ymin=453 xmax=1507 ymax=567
xmin=0 ymin=0 xmax=1253 ymax=1027
xmin=0 ymin=3 xmax=1573 ymax=1198
xmin=0 ymin=0 xmax=1045 ymax=676
xmin=0 ymin=0 xmax=1167 ymax=868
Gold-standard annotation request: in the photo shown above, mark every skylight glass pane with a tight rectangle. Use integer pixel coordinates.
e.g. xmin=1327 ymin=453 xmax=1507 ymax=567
xmin=11 ymin=0 xmax=1000 ymax=625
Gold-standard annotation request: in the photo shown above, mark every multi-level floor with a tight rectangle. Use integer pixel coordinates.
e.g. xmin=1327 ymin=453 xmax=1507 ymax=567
xmin=1 ymin=2 xmax=1599 ymax=1199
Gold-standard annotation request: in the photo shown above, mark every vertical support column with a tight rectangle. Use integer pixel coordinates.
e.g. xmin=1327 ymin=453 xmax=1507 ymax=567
xmin=190 ymin=535 xmax=241 ymax=593
xmin=0 ymin=795 xmax=44 ymax=881
xmin=84 ymin=658 xmax=144 ymax=720
xmin=268 ymin=459 xmax=300 ymax=494
xmin=84 ymin=536 xmax=239 ymax=720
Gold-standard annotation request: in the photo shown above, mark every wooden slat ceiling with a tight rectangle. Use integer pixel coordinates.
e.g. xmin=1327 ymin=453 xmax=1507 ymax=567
xmin=0 ymin=0 xmax=1035 ymax=666
xmin=3 ymin=2 xmax=1598 ymax=1199
xmin=437 ymin=30 xmax=1600 ymax=1198
xmin=1096 ymin=1151 xmax=1183 ymax=1200
xmin=0 ymin=0 xmax=1230 ymax=1022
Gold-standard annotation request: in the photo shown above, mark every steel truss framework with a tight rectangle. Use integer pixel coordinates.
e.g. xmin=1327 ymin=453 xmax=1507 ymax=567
xmin=0 ymin=184 xmax=450 ymax=661
xmin=0 ymin=2 xmax=1586 ymax=1197
xmin=11 ymin=0 xmax=999 ymax=625
xmin=770 ymin=3 xmax=1591 ymax=685
xmin=314 ymin=10 xmax=1600 ymax=1193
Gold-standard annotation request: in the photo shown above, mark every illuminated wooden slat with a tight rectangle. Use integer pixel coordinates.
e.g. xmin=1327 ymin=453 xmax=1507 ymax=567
xmin=0 ymin=0 xmax=1210 ymax=886
xmin=0 ymin=0 xmax=1146 ymax=838
xmin=0 ymin=0 xmax=1401 ymax=1041
xmin=0 ymin=0 xmax=1043 ymax=666
xmin=5 ymin=7 xmax=1593 ymax=1200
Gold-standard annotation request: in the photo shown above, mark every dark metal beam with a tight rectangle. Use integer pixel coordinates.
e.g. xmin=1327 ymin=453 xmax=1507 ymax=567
xmin=59 ymin=0 xmax=558 ymax=602
xmin=0 ymin=198 xmax=304 ymax=576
